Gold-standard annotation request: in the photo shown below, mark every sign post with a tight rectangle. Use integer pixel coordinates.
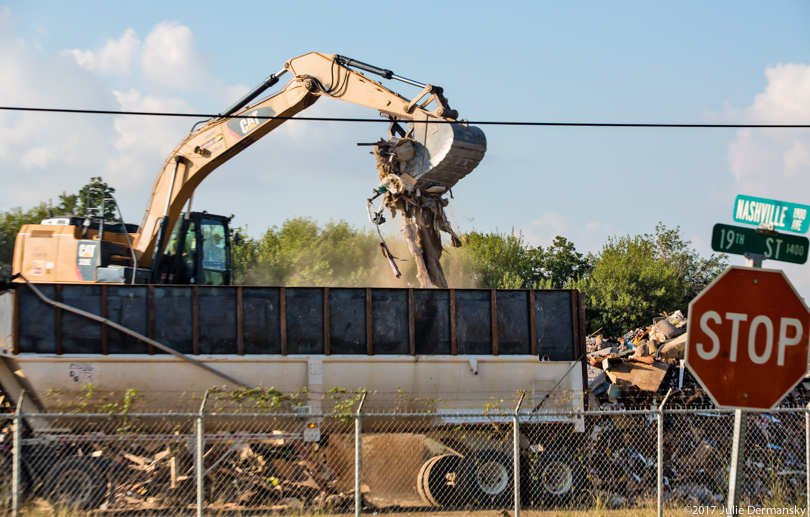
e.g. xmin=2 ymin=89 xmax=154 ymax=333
xmin=686 ymin=266 xmax=810 ymax=508
xmin=693 ymin=194 xmax=810 ymax=508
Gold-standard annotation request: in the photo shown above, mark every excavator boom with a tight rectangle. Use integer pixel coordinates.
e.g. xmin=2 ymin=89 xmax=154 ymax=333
xmin=12 ymin=53 xmax=486 ymax=285
xmin=135 ymin=52 xmax=486 ymax=272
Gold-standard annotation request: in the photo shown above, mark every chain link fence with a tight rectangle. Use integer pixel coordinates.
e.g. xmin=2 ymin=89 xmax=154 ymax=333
xmin=2 ymin=398 xmax=810 ymax=516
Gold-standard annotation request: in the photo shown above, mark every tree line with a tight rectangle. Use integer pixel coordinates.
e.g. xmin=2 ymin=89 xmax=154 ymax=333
xmin=1 ymin=178 xmax=728 ymax=336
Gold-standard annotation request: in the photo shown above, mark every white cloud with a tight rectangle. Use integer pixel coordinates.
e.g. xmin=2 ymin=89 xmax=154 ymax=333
xmin=746 ymin=64 xmax=810 ymax=123
xmin=522 ymin=212 xmax=612 ymax=253
xmin=715 ymin=63 xmax=810 ymax=302
xmin=64 ymin=28 xmax=140 ymax=77
xmin=717 ymin=63 xmax=810 ymax=191
xmin=0 ymin=12 xmax=216 ymax=219
xmin=141 ymin=22 xmax=208 ymax=92
xmin=107 ymin=88 xmax=195 ymax=195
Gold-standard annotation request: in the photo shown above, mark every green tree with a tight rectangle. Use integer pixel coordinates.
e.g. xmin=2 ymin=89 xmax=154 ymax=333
xmin=236 ymin=217 xmax=409 ymax=287
xmin=539 ymin=236 xmax=595 ymax=288
xmin=57 ymin=176 xmax=118 ymax=220
xmin=446 ymin=229 xmax=543 ymax=289
xmin=652 ymin=222 xmax=727 ymax=302
xmin=576 ymin=224 xmax=727 ymax=335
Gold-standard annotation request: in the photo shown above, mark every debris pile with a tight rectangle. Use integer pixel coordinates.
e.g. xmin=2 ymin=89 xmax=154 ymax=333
xmin=584 ymin=312 xmax=809 ymax=507
xmin=586 ymin=310 xmax=810 ymax=408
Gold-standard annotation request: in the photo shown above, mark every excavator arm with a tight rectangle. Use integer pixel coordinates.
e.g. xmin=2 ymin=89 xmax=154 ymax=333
xmin=134 ymin=52 xmax=485 ymax=272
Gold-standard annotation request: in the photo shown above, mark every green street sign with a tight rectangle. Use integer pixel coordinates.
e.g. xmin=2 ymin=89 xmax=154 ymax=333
xmin=733 ymin=194 xmax=810 ymax=234
xmin=712 ymin=223 xmax=809 ymax=264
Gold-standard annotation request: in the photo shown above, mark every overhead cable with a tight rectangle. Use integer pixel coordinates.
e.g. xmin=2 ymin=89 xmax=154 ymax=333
xmin=0 ymin=106 xmax=808 ymax=128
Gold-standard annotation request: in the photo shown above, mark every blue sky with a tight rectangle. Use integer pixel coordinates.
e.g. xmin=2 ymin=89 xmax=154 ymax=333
xmin=1 ymin=1 xmax=809 ymax=295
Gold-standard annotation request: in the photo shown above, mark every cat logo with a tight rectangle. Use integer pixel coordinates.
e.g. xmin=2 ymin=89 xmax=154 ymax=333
xmin=77 ymin=242 xmax=97 ymax=267
xmin=225 ymin=107 xmax=275 ymax=140
xmin=78 ymin=243 xmax=96 ymax=258
xmin=240 ymin=111 xmax=261 ymax=134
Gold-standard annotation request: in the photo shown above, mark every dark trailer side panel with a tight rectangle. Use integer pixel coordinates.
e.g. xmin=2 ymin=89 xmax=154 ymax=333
xmin=11 ymin=285 xmax=585 ymax=360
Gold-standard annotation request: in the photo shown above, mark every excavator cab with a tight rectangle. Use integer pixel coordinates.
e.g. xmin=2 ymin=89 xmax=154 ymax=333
xmin=160 ymin=213 xmax=233 ymax=285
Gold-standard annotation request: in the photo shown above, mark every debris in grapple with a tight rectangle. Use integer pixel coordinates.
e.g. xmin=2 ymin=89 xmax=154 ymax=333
xmin=366 ymin=118 xmax=486 ymax=288
xmin=379 ymin=242 xmax=401 ymax=278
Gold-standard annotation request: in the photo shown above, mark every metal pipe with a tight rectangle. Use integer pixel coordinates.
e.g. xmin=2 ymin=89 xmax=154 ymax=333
xmin=163 ymin=156 xmax=182 ymax=217
xmin=18 ymin=275 xmax=251 ymax=389
xmin=657 ymin=388 xmax=672 ymax=517
xmin=355 ymin=392 xmax=367 ymax=517
xmin=744 ymin=252 xmax=764 ymax=268
xmin=106 ymin=194 xmax=138 ymax=284
xmin=391 ymin=74 xmax=427 ymax=88
xmin=728 ymin=408 xmax=748 ymax=511
xmin=335 ymin=55 xmax=427 ymax=88
xmin=11 ymin=389 xmax=24 ymax=517
xmin=806 ymin=402 xmax=809 ymax=517
xmin=513 ymin=391 xmax=526 ymax=517
xmin=150 ymin=156 xmax=184 ymax=282
xmin=196 ymin=391 xmax=208 ymax=517
xmin=220 ymin=69 xmax=286 ymax=118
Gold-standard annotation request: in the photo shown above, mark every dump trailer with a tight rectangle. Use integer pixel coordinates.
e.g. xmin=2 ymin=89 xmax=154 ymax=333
xmin=0 ymin=281 xmax=587 ymax=509
xmin=1 ymin=282 xmax=585 ymax=415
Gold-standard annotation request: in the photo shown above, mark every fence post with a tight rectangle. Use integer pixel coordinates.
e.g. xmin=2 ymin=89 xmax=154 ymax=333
xmin=513 ymin=391 xmax=526 ymax=517
xmin=728 ymin=409 xmax=748 ymax=510
xmin=11 ymin=389 xmax=24 ymax=517
xmin=806 ymin=401 xmax=809 ymax=517
xmin=657 ymin=389 xmax=672 ymax=517
xmin=355 ymin=392 xmax=367 ymax=517
xmin=196 ymin=391 xmax=208 ymax=517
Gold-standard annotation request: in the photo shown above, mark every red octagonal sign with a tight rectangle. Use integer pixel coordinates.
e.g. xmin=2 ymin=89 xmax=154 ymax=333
xmin=686 ymin=266 xmax=810 ymax=410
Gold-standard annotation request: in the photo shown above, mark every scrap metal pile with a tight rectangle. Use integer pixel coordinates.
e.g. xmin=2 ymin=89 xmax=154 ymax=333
xmin=584 ymin=313 xmax=810 ymax=507
xmin=586 ymin=312 xmax=810 ymax=408
xmin=367 ymin=119 xmax=486 ymax=288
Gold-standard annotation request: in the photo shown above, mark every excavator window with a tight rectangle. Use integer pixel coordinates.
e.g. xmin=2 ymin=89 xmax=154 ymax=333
xmin=159 ymin=214 xmax=231 ymax=285
xmin=200 ymin=218 xmax=229 ymax=286
xmin=182 ymin=220 xmax=197 ymax=277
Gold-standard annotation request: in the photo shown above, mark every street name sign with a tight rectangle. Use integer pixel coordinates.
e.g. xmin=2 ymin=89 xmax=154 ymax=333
xmin=711 ymin=223 xmax=809 ymax=264
xmin=733 ymin=194 xmax=810 ymax=234
xmin=686 ymin=266 xmax=810 ymax=410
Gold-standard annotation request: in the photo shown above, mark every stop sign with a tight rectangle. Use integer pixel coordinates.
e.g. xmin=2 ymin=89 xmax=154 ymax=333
xmin=686 ymin=266 xmax=810 ymax=410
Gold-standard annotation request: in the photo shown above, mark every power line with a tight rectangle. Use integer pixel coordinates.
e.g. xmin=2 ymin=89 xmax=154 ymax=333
xmin=0 ymin=105 xmax=808 ymax=128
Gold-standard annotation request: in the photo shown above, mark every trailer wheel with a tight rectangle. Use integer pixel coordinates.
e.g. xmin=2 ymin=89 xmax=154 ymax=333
xmin=528 ymin=451 xmax=584 ymax=506
xmin=44 ymin=457 xmax=107 ymax=510
xmin=462 ymin=450 xmax=513 ymax=506
xmin=417 ymin=454 xmax=465 ymax=507
xmin=417 ymin=455 xmax=440 ymax=505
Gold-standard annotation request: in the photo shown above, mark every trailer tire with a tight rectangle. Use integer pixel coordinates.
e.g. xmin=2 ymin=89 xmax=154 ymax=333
xmin=417 ymin=455 xmax=439 ymax=506
xmin=417 ymin=454 xmax=465 ymax=507
xmin=462 ymin=450 xmax=513 ymax=506
xmin=528 ymin=451 xmax=584 ymax=506
xmin=44 ymin=457 xmax=107 ymax=510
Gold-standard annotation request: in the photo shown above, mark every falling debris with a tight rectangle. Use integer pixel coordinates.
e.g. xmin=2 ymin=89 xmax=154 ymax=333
xmin=366 ymin=118 xmax=486 ymax=288
xmin=401 ymin=216 xmax=435 ymax=288
xmin=379 ymin=242 xmax=401 ymax=278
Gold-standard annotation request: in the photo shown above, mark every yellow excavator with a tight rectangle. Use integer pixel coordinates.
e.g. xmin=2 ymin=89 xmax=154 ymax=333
xmin=10 ymin=52 xmax=486 ymax=286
